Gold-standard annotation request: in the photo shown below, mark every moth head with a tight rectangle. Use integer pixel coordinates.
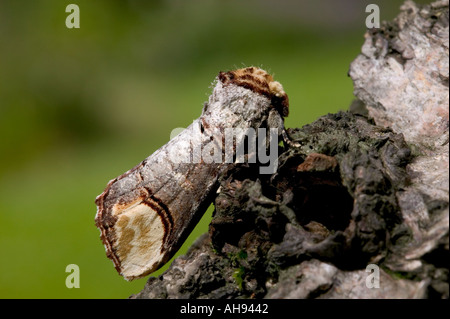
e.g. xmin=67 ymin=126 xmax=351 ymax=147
xmin=218 ymin=67 xmax=289 ymax=117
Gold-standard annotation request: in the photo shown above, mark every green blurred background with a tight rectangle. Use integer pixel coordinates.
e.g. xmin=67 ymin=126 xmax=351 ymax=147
xmin=0 ymin=0 xmax=428 ymax=298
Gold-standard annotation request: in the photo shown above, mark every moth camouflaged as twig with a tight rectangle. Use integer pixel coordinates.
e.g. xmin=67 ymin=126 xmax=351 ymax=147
xmin=95 ymin=67 xmax=290 ymax=280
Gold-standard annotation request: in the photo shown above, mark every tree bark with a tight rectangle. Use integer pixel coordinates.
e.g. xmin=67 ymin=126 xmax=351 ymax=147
xmin=132 ymin=0 xmax=449 ymax=299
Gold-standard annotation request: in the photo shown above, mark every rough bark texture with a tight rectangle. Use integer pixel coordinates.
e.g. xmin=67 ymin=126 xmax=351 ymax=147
xmin=132 ymin=0 xmax=448 ymax=299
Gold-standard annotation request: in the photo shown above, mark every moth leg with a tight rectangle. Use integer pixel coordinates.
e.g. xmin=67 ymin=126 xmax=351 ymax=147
xmin=267 ymin=109 xmax=301 ymax=148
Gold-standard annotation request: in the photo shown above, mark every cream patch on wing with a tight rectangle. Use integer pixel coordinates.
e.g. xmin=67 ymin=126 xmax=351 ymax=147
xmin=112 ymin=199 xmax=166 ymax=280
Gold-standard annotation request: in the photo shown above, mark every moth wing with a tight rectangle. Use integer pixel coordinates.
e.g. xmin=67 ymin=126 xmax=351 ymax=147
xmin=95 ymin=121 xmax=225 ymax=280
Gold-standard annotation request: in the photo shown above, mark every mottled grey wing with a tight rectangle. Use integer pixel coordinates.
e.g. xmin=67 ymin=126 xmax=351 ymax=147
xmin=95 ymin=120 xmax=227 ymax=281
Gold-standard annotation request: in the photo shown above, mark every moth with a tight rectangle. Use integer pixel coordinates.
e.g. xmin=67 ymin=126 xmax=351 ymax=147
xmin=95 ymin=67 xmax=290 ymax=280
